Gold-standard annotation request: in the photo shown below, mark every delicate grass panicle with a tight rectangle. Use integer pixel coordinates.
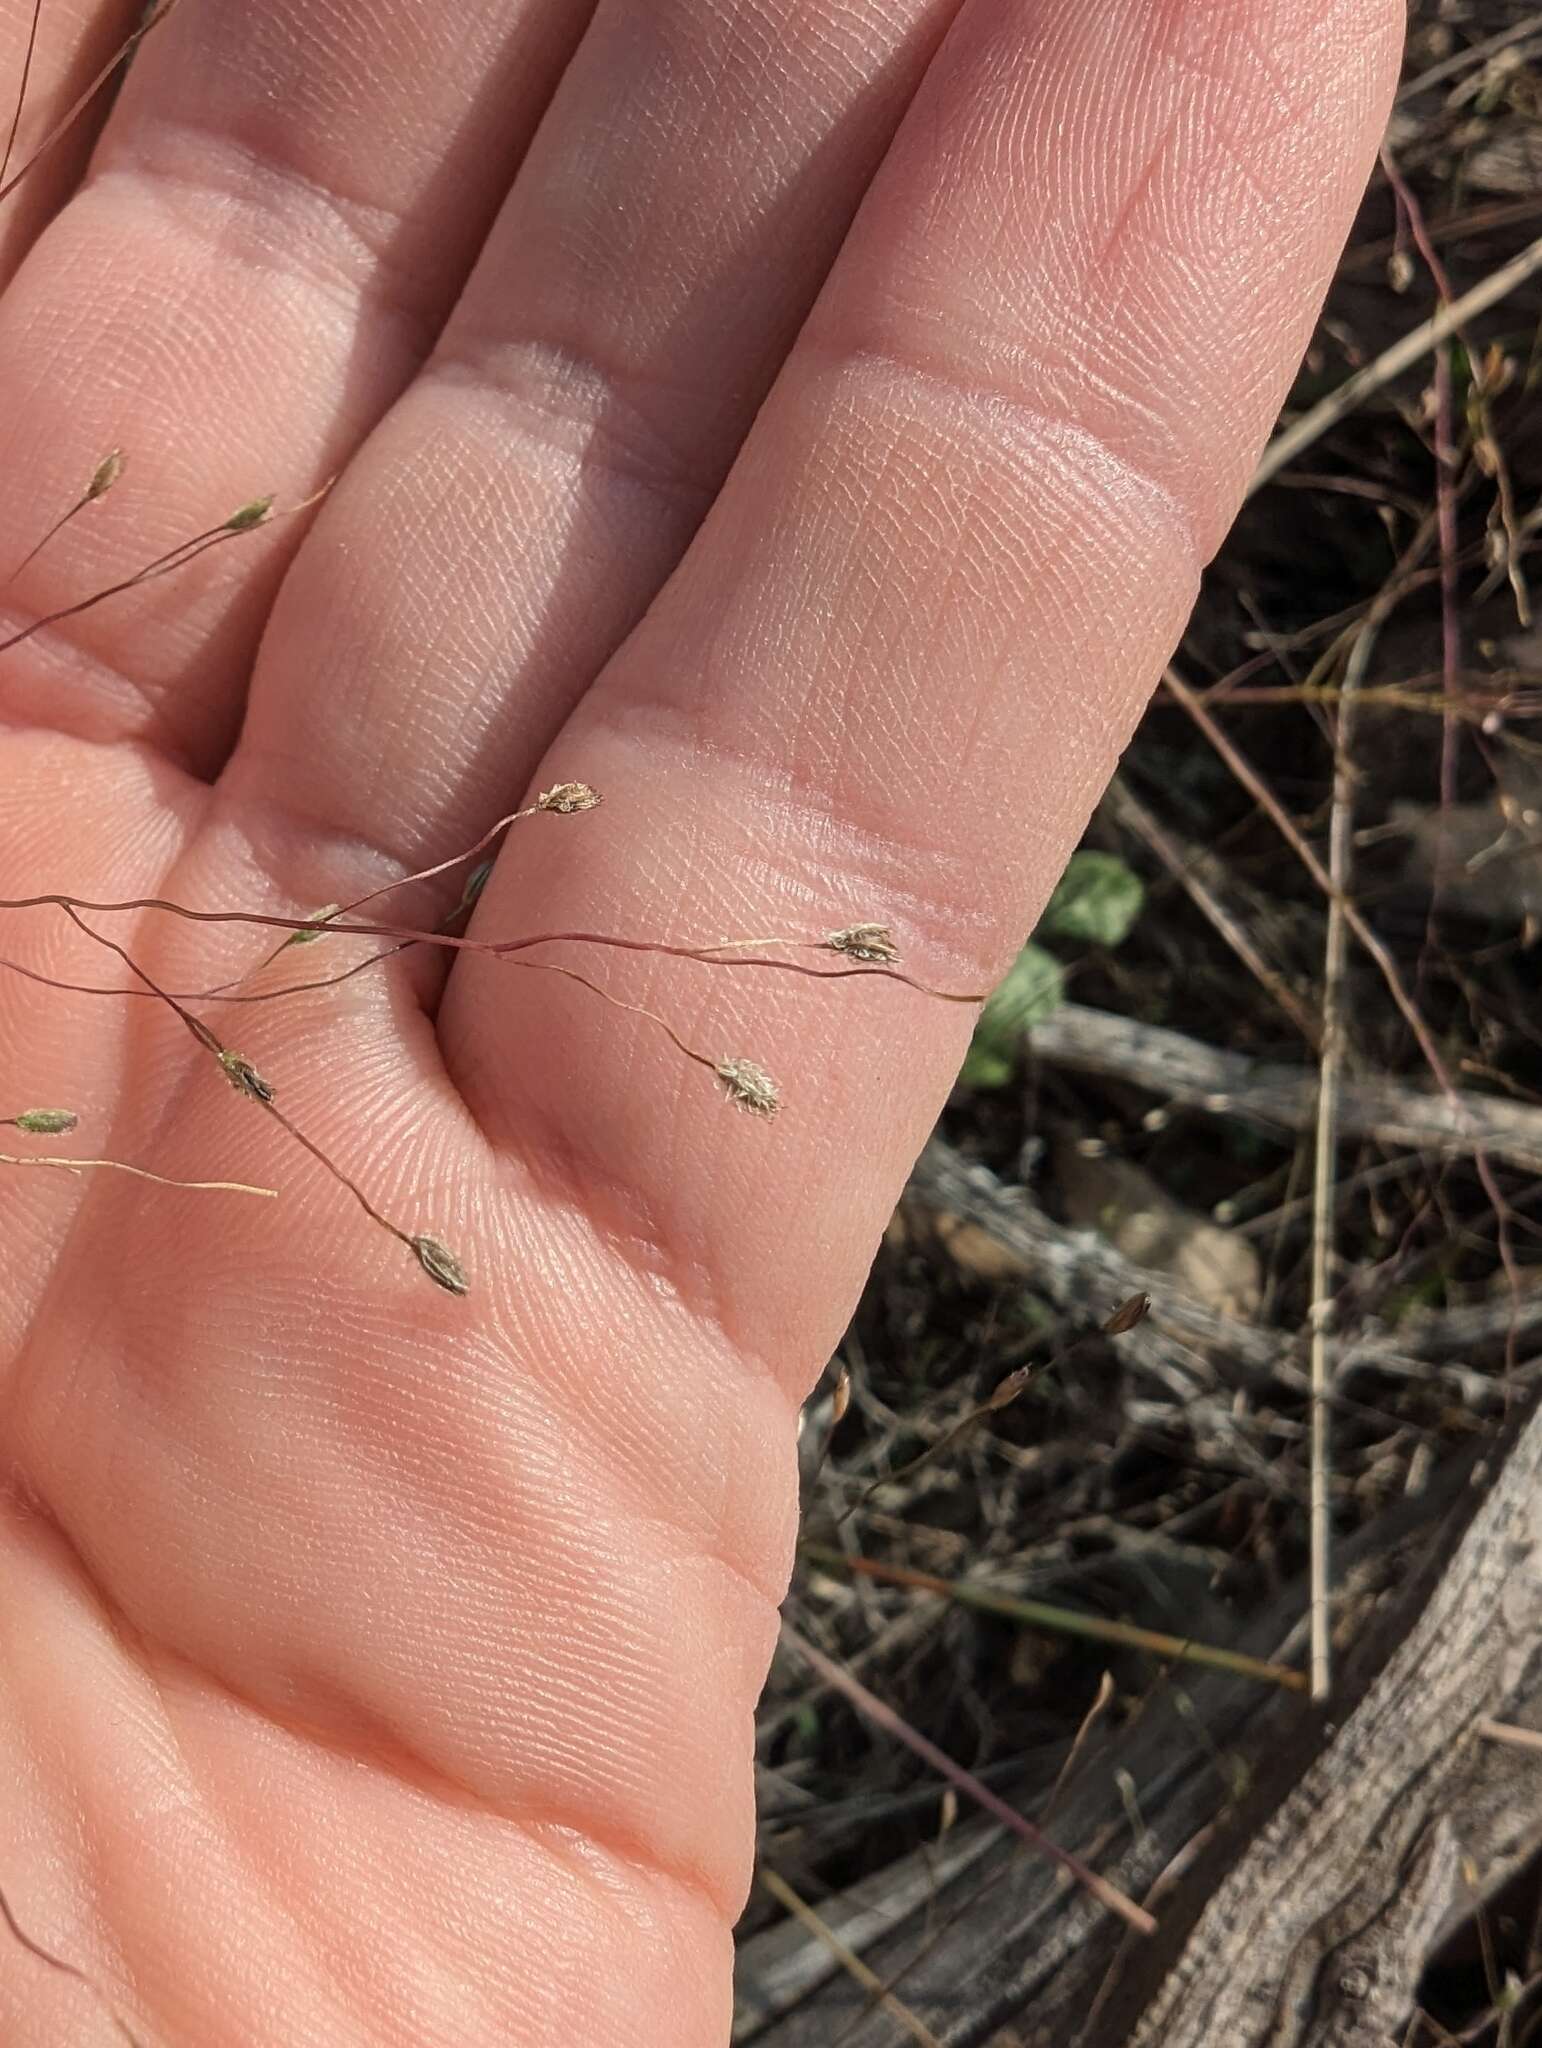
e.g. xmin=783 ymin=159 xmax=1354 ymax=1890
xmin=6 ymin=714 xmax=966 ymax=1284
xmin=0 ymin=482 xmax=282 ymax=660
xmin=3 ymin=402 xmax=971 ymax=1292
xmin=5 ymin=764 xmax=970 ymax=1283
xmin=1 ymin=406 xmax=970 ymax=1294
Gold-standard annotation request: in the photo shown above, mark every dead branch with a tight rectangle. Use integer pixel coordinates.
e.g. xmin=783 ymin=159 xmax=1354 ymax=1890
xmin=1027 ymin=1002 xmax=1542 ymax=1176
xmin=1100 ymin=1387 xmax=1542 ymax=2048
xmin=740 ymin=1393 xmax=1542 ymax=2045
xmin=909 ymin=1138 xmax=1542 ymax=1402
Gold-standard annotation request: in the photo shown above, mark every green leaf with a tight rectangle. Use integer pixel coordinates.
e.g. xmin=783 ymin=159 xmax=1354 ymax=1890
xmin=959 ymin=942 xmax=1064 ymax=1088
xmin=1040 ymin=851 xmax=1144 ymax=949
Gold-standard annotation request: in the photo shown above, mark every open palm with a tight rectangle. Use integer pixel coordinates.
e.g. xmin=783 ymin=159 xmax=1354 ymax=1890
xmin=0 ymin=0 xmax=1398 ymax=2040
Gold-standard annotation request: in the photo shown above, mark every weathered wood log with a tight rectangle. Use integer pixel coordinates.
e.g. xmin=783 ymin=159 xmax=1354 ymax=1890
xmin=741 ymin=1326 xmax=1542 ymax=2047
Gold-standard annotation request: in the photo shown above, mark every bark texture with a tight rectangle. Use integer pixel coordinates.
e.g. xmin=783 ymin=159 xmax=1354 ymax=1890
xmin=741 ymin=1167 xmax=1542 ymax=2047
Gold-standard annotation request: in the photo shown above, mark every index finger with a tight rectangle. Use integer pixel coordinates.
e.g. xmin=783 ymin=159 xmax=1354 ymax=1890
xmin=444 ymin=0 xmax=1402 ymax=1381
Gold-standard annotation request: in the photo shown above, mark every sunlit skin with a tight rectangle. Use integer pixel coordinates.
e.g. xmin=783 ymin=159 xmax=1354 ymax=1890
xmin=0 ymin=0 xmax=1400 ymax=2040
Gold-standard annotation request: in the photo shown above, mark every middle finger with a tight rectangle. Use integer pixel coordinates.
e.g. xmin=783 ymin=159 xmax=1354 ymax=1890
xmin=227 ymin=0 xmax=961 ymax=876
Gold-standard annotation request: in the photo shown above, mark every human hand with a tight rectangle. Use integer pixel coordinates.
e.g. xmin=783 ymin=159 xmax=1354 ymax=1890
xmin=0 ymin=0 xmax=1401 ymax=2039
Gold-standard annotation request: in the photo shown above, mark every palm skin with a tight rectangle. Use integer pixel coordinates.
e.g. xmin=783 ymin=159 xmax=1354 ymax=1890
xmin=0 ymin=0 xmax=1400 ymax=2041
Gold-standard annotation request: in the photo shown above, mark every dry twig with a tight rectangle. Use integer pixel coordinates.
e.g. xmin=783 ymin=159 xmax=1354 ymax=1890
xmin=778 ymin=1623 xmax=1156 ymax=1937
xmin=1250 ymin=232 xmax=1542 ymax=493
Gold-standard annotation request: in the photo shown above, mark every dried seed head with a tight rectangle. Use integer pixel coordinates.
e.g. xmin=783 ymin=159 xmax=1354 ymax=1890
xmin=283 ymin=904 xmax=341 ymax=949
xmin=13 ymin=1107 xmax=78 ymax=1135
xmin=224 ymin=495 xmax=274 ymax=533
xmin=219 ymin=1051 xmax=276 ymax=1104
xmin=1103 ymin=1292 xmax=1151 ymax=1336
xmin=413 ymin=1234 xmax=469 ymax=1296
xmin=988 ymin=1366 xmax=1035 ymax=1410
xmin=537 ymin=781 xmax=601 ymax=815
xmin=827 ymin=923 xmax=898 ymax=964
xmin=716 ymin=1057 xmax=779 ymax=1117
xmin=87 ymin=450 xmax=124 ymax=501
xmin=831 ymin=1364 xmax=852 ymax=1427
